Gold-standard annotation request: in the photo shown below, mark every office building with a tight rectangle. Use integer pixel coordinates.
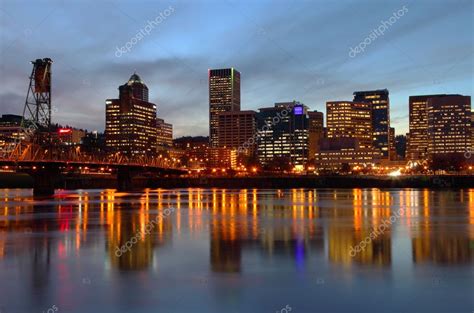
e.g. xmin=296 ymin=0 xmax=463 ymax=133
xmin=217 ymin=110 xmax=256 ymax=155
xmin=426 ymin=95 xmax=471 ymax=156
xmin=353 ymin=89 xmax=390 ymax=158
xmin=308 ymin=110 xmax=324 ymax=159
xmin=407 ymin=95 xmax=434 ymax=161
xmin=208 ymin=147 xmax=237 ymax=169
xmin=389 ymin=127 xmax=396 ymax=160
xmin=316 ymin=100 xmax=380 ymax=171
xmin=256 ymin=101 xmax=309 ymax=167
xmin=326 ymin=101 xmax=372 ymax=149
xmin=209 ymin=68 xmax=241 ymax=147
xmin=105 ymin=73 xmax=157 ymax=155
xmin=57 ymin=128 xmax=85 ymax=145
xmin=315 ymin=138 xmax=382 ymax=172
xmin=156 ymin=118 xmax=173 ymax=148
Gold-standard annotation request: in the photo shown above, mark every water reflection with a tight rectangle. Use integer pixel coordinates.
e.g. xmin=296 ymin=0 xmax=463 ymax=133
xmin=0 ymin=188 xmax=473 ymax=312
xmin=1 ymin=189 xmax=474 ymax=269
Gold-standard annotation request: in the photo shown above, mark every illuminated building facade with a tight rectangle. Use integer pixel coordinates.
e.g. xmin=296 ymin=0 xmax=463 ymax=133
xmin=256 ymin=102 xmax=309 ymax=166
xmin=353 ymin=89 xmax=390 ymax=158
xmin=0 ymin=115 xmax=24 ymax=148
xmin=209 ymin=68 xmax=241 ymax=147
xmin=173 ymin=136 xmax=209 ymax=168
xmin=217 ymin=110 xmax=256 ymax=156
xmin=426 ymin=95 xmax=471 ymax=156
xmin=57 ymin=128 xmax=85 ymax=145
xmin=105 ymin=73 xmax=157 ymax=155
xmin=315 ymin=138 xmax=381 ymax=171
xmin=156 ymin=118 xmax=173 ymax=148
xmin=407 ymin=95 xmax=435 ymax=161
xmin=208 ymin=147 xmax=237 ymax=169
xmin=326 ymin=101 xmax=372 ymax=149
xmin=408 ymin=94 xmax=471 ymax=160
xmin=308 ymin=110 xmax=324 ymax=159
xmin=389 ymin=127 xmax=396 ymax=160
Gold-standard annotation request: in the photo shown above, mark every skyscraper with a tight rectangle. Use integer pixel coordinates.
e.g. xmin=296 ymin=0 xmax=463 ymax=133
xmin=326 ymin=101 xmax=372 ymax=149
xmin=256 ymin=101 xmax=309 ymax=167
xmin=315 ymin=101 xmax=380 ymax=172
xmin=105 ymin=73 xmax=157 ymax=155
xmin=353 ymin=89 xmax=390 ymax=158
xmin=408 ymin=94 xmax=472 ymax=161
xmin=407 ymin=95 xmax=437 ymax=161
xmin=209 ymin=68 xmax=241 ymax=147
xmin=426 ymin=95 xmax=471 ymax=156
xmin=308 ymin=110 xmax=324 ymax=159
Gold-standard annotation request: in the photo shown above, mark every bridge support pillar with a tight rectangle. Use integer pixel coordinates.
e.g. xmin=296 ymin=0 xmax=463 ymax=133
xmin=28 ymin=165 xmax=61 ymax=197
xmin=117 ymin=167 xmax=134 ymax=191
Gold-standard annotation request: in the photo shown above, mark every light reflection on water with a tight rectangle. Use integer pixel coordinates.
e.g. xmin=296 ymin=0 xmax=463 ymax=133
xmin=0 ymin=188 xmax=473 ymax=313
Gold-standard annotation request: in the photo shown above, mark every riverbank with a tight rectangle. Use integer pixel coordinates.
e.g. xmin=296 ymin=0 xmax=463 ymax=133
xmin=148 ymin=175 xmax=473 ymax=189
xmin=1 ymin=172 xmax=473 ymax=189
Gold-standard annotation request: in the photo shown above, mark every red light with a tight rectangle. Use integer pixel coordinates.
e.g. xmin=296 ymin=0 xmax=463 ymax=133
xmin=59 ymin=128 xmax=72 ymax=134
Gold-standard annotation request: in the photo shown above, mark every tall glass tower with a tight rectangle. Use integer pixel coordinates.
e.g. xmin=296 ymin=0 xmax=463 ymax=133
xmin=209 ymin=68 xmax=241 ymax=147
xmin=353 ymin=89 xmax=390 ymax=158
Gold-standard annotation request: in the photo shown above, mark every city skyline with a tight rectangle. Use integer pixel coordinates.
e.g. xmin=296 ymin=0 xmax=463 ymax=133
xmin=1 ymin=0 xmax=473 ymax=137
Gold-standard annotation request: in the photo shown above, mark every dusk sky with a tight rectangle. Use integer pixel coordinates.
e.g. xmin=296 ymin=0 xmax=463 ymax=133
xmin=0 ymin=0 xmax=472 ymax=137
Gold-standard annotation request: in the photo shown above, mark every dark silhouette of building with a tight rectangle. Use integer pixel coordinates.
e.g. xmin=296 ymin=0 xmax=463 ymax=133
xmin=308 ymin=110 xmax=324 ymax=160
xmin=394 ymin=134 xmax=407 ymax=160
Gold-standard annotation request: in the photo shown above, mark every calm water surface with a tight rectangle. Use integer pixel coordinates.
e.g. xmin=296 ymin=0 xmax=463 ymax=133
xmin=0 ymin=188 xmax=473 ymax=313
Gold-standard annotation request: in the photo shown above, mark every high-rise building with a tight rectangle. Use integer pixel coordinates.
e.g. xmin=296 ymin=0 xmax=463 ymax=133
xmin=209 ymin=68 xmax=241 ymax=147
xmin=389 ymin=127 xmax=396 ymax=160
xmin=407 ymin=95 xmax=434 ymax=161
xmin=217 ymin=110 xmax=256 ymax=155
xmin=326 ymin=101 xmax=372 ymax=149
xmin=426 ymin=95 xmax=471 ymax=156
xmin=353 ymin=89 xmax=390 ymax=158
xmin=105 ymin=73 xmax=157 ymax=156
xmin=394 ymin=134 xmax=407 ymax=160
xmin=316 ymin=101 xmax=380 ymax=172
xmin=308 ymin=110 xmax=324 ymax=160
xmin=256 ymin=101 xmax=309 ymax=166
xmin=156 ymin=118 xmax=173 ymax=148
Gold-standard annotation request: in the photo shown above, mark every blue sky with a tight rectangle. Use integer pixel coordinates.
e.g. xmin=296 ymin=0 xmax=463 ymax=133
xmin=0 ymin=0 xmax=472 ymax=137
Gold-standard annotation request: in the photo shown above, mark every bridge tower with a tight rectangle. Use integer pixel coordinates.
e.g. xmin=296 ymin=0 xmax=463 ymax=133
xmin=22 ymin=58 xmax=53 ymax=131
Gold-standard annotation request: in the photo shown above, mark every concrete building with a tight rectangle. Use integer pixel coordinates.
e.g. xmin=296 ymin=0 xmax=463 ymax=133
xmin=256 ymin=101 xmax=309 ymax=167
xmin=105 ymin=73 xmax=157 ymax=156
xmin=156 ymin=118 xmax=173 ymax=148
xmin=209 ymin=68 xmax=240 ymax=147
xmin=217 ymin=110 xmax=256 ymax=156
xmin=326 ymin=101 xmax=372 ymax=149
xmin=353 ymin=89 xmax=390 ymax=158
xmin=426 ymin=95 xmax=471 ymax=156
xmin=308 ymin=110 xmax=324 ymax=160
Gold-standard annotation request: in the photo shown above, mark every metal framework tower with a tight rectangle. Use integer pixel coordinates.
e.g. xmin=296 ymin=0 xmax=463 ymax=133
xmin=22 ymin=58 xmax=53 ymax=131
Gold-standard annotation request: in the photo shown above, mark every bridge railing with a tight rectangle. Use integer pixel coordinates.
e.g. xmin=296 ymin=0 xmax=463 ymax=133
xmin=0 ymin=142 xmax=182 ymax=169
